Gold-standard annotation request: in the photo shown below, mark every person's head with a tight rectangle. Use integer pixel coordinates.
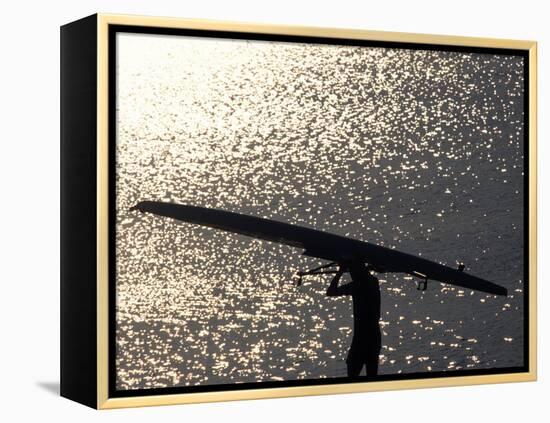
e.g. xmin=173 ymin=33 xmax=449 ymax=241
xmin=347 ymin=261 xmax=371 ymax=280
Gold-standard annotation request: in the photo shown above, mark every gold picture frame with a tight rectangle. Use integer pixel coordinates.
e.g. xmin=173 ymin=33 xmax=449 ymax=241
xmin=61 ymin=13 xmax=537 ymax=409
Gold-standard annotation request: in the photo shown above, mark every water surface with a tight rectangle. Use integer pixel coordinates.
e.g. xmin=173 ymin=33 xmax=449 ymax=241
xmin=115 ymin=33 xmax=525 ymax=390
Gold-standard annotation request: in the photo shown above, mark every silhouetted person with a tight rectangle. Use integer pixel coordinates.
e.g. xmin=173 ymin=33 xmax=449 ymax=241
xmin=326 ymin=261 xmax=381 ymax=377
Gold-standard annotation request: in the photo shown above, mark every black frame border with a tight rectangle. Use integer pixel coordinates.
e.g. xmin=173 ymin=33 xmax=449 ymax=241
xmin=107 ymin=24 xmax=531 ymax=399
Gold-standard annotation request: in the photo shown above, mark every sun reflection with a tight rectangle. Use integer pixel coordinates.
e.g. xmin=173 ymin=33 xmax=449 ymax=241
xmin=115 ymin=33 xmax=525 ymax=390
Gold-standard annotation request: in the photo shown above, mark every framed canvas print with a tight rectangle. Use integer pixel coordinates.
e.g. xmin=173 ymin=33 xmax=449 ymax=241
xmin=60 ymin=14 xmax=537 ymax=409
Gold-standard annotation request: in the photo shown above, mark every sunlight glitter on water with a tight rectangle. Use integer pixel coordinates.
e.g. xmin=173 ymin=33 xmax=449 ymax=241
xmin=115 ymin=33 xmax=525 ymax=390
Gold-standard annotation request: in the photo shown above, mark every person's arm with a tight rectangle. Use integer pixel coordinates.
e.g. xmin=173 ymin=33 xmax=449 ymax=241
xmin=326 ymin=267 xmax=353 ymax=296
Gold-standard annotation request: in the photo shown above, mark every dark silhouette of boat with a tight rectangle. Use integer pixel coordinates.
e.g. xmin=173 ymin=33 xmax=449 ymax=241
xmin=131 ymin=201 xmax=507 ymax=296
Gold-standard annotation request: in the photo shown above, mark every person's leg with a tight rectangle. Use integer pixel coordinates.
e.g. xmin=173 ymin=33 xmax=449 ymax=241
xmin=346 ymin=356 xmax=364 ymax=377
xmin=365 ymin=346 xmax=380 ymax=376
xmin=365 ymin=325 xmax=382 ymax=376
xmin=346 ymin=344 xmax=364 ymax=377
xmin=365 ymin=279 xmax=382 ymax=376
